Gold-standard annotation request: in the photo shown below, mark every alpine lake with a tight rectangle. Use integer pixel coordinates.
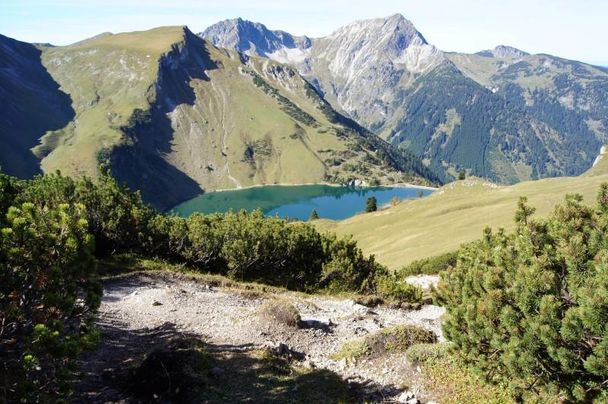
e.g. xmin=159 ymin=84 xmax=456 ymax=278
xmin=171 ymin=184 xmax=434 ymax=221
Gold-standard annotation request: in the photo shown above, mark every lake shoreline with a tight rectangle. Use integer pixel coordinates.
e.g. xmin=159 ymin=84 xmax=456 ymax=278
xmin=201 ymin=181 xmax=439 ymax=194
xmin=166 ymin=182 xmax=437 ymax=212
xmin=171 ymin=183 xmax=436 ymax=220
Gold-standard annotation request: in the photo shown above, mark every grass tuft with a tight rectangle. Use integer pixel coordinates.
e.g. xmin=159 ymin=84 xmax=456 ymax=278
xmin=333 ymin=325 xmax=437 ymax=362
xmin=257 ymin=299 xmax=302 ymax=328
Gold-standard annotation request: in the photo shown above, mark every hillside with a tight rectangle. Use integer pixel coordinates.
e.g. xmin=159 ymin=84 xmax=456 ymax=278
xmin=315 ymin=152 xmax=608 ymax=270
xmin=202 ymin=15 xmax=608 ymax=184
xmin=0 ymin=27 xmax=438 ymax=210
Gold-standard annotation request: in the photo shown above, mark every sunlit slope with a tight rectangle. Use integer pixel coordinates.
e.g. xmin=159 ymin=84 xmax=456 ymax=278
xmin=37 ymin=27 xmax=185 ymax=178
xmin=316 ymin=169 xmax=608 ymax=270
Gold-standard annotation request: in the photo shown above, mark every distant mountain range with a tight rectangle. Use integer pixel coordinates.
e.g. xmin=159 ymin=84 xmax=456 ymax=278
xmin=0 ymin=27 xmax=437 ymax=209
xmin=202 ymin=14 xmax=608 ymax=183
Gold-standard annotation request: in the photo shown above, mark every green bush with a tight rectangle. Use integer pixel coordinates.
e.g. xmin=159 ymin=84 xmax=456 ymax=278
xmin=146 ymin=208 xmax=388 ymax=293
xmin=74 ymin=172 xmax=153 ymax=255
xmin=320 ymin=235 xmax=387 ymax=294
xmin=365 ymin=196 xmax=377 ymax=212
xmin=0 ymin=202 xmax=101 ymax=401
xmin=376 ymin=275 xmax=423 ymax=303
xmin=0 ymin=172 xmax=23 ymax=222
xmin=398 ymin=251 xmax=457 ymax=277
xmin=14 ymin=170 xmax=154 ymax=256
xmin=435 ymin=189 xmax=608 ymax=402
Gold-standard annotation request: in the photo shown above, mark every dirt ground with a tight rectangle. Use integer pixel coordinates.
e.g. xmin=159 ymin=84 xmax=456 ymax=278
xmin=73 ymin=271 xmax=444 ymax=403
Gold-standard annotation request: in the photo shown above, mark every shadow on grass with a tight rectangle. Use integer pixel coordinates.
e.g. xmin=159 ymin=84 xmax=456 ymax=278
xmin=74 ymin=322 xmax=392 ymax=403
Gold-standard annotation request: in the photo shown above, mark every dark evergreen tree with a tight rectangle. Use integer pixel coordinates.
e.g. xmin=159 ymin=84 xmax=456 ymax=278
xmin=309 ymin=209 xmax=320 ymax=220
xmin=365 ymin=196 xmax=378 ymax=212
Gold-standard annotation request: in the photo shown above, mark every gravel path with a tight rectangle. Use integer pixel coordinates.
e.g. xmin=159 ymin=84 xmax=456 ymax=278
xmin=78 ymin=272 xmax=445 ymax=402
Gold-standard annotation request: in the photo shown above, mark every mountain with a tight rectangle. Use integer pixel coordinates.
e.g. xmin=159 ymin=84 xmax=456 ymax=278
xmin=476 ymin=45 xmax=529 ymax=59
xmin=202 ymin=15 xmax=608 ymax=184
xmin=203 ymin=15 xmax=444 ymax=130
xmin=0 ymin=27 xmax=438 ymax=210
xmin=201 ymin=17 xmax=312 ymax=62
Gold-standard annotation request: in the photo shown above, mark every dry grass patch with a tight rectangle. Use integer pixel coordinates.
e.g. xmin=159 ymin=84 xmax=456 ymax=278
xmin=315 ymin=174 xmax=608 ymax=269
xmin=333 ymin=324 xmax=437 ymax=362
xmin=257 ymin=299 xmax=302 ymax=327
xmin=405 ymin=343 xmax=562 ymax=404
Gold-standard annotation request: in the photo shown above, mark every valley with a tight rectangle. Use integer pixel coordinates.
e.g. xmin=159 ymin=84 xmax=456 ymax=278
xmin=171 ymin=184 xmax=434 ymax=220
xmin=0 ymin=26 xmax=437 ymax=211
xmin=2 ymin=8 xmax=608 ymax=404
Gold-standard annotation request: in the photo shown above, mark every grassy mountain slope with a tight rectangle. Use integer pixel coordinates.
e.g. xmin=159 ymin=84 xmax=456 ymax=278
xmin=1 ymin=27 xmax=437 ymax=210
xmin=106 ymin=28 xmax=438 ymax=209
xmin=316 ymin=152 xmax=608 ymax=270
xmin=0 ymin=34 xmax=74 ymax=177
xmin=36 ymin=27 xmax=187 ymax=187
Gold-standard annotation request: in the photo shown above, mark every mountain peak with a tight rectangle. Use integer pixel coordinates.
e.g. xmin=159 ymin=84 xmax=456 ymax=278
xmin=200 ymin=18 xmax=311 ymax=59
xmin=329 ymin=13 xmax=424 ymax=43
xmin=319 ymin=13 xmax=440 ymax=74
xmin=477 ymin=45 xmax=529 ymax=58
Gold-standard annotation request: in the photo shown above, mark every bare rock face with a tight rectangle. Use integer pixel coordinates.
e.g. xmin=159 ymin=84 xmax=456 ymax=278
xmin=201 ymin=14 xmax=445 ymax=132
xmin=201 ymin=17 xmax=312 ymax=60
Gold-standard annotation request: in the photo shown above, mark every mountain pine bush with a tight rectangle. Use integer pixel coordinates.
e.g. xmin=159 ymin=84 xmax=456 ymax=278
xmin=0 ymin=168 xmax=401 ymax=401
xmin=0 ymin=202 xmax=101 ymax=401
xmin=435 ymin=188 xmax=608 ymax=402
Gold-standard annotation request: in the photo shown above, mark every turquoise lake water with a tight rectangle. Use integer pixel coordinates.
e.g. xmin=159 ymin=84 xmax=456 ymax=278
xmin=171 ymin=184 xmax=433 ymax=221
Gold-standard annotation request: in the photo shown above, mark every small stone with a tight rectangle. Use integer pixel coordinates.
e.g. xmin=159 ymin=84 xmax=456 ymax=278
xmin=301 ymin=359 xmax=315 ymax=369
xmin=396 ymin=391 xmax=419 ymax=404
xmin=152 ymin=301 xmax=163 ymax=306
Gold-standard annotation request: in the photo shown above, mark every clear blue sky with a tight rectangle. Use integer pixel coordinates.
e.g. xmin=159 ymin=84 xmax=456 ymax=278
xmin=2 ymin=0 xmax=606 ymax=66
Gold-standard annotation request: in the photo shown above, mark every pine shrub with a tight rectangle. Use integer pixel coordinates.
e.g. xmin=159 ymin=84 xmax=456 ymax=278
xmin=0 ymin=202 xmax=101 ymax=401
xmin=436 ymin=188 xmax=608 ymax=402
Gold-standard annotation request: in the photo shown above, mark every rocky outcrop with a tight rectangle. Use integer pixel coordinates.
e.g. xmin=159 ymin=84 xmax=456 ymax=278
xmin=476 ymin=45 xmax=530 ymax=58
